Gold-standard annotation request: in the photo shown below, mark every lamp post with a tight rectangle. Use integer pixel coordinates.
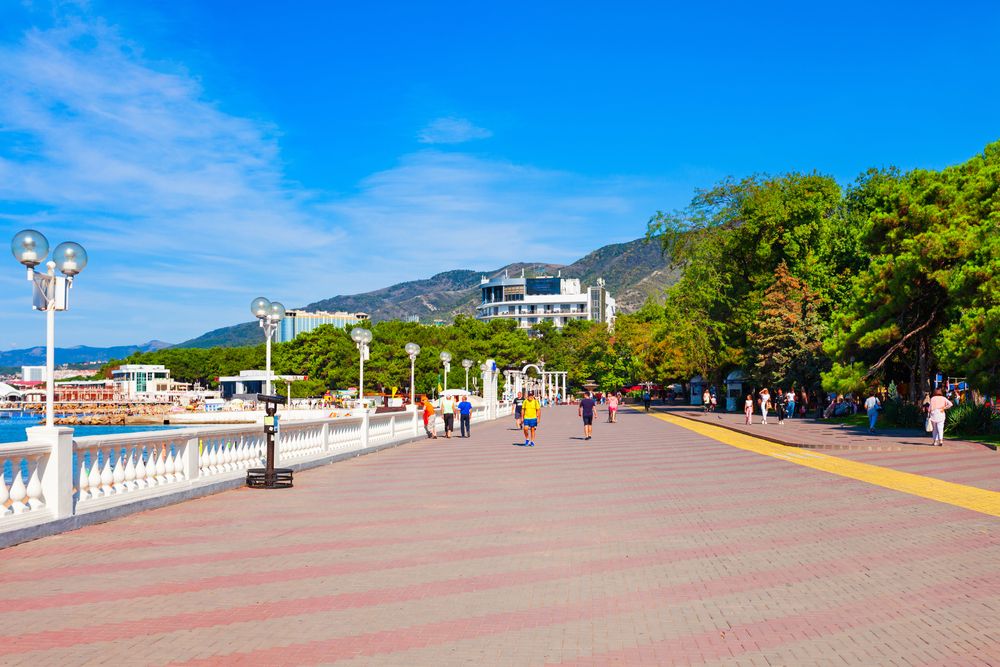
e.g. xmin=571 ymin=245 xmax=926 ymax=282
xmin=351 ymin=327 xmax=373 ymax=407
xmin=250 ymin=297 xmax=286 ymax=395
xmin=461 ymin=359 xmax=473 ymax=392
xmin=439 ymin=351 xmax=452 ymax=392
xmin=405 ymin=342 xmax=421 ymax=407
xmin=11 ymin=230 xmax=88 ymax=429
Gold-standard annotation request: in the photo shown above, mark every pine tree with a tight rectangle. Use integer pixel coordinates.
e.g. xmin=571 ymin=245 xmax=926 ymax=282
xmin=747 ymin=263 xmax=828 ymax=389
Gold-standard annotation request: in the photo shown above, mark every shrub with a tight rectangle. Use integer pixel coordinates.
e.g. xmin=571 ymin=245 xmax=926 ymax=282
xmin=945 ymin=402 xmax=999 ymax=436
xmin=882 ymin=398 xmax=923 ymax=429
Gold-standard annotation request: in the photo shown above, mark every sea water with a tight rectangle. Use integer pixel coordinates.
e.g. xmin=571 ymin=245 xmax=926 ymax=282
xmin=1 ymin=411 xmax=185 ymax=485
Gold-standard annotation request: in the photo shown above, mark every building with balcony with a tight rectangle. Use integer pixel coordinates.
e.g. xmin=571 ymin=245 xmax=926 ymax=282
xmin=276 ymin=310 xmax=370 ymax=343
xmin=475 ymin=273 xmax=616 ymax=330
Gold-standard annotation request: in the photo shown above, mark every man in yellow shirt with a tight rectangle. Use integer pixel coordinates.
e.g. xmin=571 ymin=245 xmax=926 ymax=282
xmin=521 ymin=391 xmax=541 ymax=447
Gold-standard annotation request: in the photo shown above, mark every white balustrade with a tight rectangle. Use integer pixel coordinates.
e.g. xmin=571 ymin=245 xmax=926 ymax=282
xmin=3 ymin=406 xmax=508 ymax=537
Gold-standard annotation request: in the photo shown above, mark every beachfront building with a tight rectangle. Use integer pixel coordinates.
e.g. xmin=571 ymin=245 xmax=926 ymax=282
xmin=275 ymin=310 xmax=370 ymax=343
xmin=217 ymin=370 xmax=270 ymax=400
xmin=112 ymin=364 xmax=184 ymax=400
xmin=475 ymin=273 xmax=617 ymax=331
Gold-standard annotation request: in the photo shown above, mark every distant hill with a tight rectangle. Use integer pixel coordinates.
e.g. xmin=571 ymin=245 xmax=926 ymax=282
xmin=0 ymin=340 xmax=171 ymax=367
xmin=176 ymin=237 xmax=676 ymax=349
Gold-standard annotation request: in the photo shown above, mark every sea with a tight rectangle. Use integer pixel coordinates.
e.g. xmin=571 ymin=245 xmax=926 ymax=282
xmin=0 ymin=411 xmax=182 ymax=444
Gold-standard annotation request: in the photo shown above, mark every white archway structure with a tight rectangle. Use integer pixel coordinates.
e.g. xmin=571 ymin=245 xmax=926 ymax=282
xmin=503 ymin=363 xmax=568 ymax=405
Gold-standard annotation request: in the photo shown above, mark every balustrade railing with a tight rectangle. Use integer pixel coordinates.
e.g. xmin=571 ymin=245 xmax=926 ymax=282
xmin=1 ymin=402 xmax=508 ymax=539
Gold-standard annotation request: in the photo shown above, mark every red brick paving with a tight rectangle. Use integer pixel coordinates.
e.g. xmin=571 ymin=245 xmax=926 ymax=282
xmin=2 ymin=406 xmax=999 ymax=665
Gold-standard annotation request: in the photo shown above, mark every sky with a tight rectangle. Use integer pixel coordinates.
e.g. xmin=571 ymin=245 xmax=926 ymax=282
xmin=1 ymin=0 xmax=998 ymax=349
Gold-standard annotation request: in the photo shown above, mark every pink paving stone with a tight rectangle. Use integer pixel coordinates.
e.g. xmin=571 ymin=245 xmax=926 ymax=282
xmin=3 ymin=405 xmax=999 ymax=665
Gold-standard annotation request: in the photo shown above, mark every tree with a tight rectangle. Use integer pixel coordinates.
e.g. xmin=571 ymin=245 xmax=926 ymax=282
xmin=747 ymin=263 xmax=828 ymax=389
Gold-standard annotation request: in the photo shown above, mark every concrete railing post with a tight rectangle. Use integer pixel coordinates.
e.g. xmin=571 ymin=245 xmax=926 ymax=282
xmin=321 ymin=423 xmax=330 ymax=452
xmin=183 ymin=436 xmax=200 ymax=481
xmin=28 ymin=426 xmax=74 ymax=520
xmin=361 ymin=411 xmax=370 ymax=450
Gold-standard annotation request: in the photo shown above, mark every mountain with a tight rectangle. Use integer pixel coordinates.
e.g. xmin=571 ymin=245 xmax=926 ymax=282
xmin=0 ymin=340 xmax=172 ymax=367
xmin=176 ymin=237 xmax=676 ymax=349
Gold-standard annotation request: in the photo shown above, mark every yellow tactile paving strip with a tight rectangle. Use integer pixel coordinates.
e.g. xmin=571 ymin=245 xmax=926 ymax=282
xmin=651 ymin=412 xmax=1000 ymax=519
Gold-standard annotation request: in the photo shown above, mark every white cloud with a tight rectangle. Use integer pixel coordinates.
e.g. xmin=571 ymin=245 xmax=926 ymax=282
xmin=417 ymin=117 xmax=493 ymax=144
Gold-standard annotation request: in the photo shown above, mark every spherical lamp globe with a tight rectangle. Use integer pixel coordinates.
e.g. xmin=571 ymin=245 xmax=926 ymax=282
xmin=351 ymin=327 xmax=372 ymax=344
xmin=439 ymin=351 xmax=452 ymax=363
xmin=268 ymin=301 xmax=286 ymax=321
xmin=250 ymin=297 xmax=271 ymax=319
xmin=11 ymin=229 xmax=49 ymax=268
xmin=53 ymin=242 xmax=88 ymax=276
xmin=462 ymin=359 xmax=473 ymax=369
xmin=405 ymin=342 xmax=421 ymax=357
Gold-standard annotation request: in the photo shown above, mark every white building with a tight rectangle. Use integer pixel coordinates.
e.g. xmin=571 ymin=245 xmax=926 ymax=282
xmin=112 ymin=364 xmax=173 ymax=398
xmin=22 ymin=366 xmax=47 ymax=382
xmin=475 ymin=274 xmax=616 ymax=330
xmin=276 ymin=310 xmax=370 ymax=343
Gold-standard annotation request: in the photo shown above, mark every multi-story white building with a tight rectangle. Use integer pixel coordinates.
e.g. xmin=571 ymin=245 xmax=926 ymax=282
xmin=276 ymin=310 xmax=370 ymax=343
xmin=475 ymin=274 xmax=616 ymax=330
xmin=22 ymin=366 xmax=47 ymax=382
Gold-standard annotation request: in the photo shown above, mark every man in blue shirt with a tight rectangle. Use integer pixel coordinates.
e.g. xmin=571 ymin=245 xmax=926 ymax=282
xmin=458 ymin=395 xmax=474 ymax=438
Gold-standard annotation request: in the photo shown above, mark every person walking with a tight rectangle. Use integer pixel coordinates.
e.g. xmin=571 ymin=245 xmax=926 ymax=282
xmin=579 ymin=391 xmax=597 ymax=440
xmin=709 ymin=391 xmax=718 ymax=413
xmin=458 ymin=395 xmax=473 ymax=438
xmin=702 ymin=388 xmax=711 ymax=413
xmin=744 ymin=394 xmax=753 ymax=425
xmin=521 ymin=391 xmax=541 ymax=446
xmin=607 ymin=392 xmax=619 ymax=423
xmin=776 ymin=388 xmax=787 ymax=425
xmin=422 ymin=397 xmax=438 ymax=439
xmin=864 ymin=390 xmax=882 ymax=433
xmin=643 ymin=388 xmax=652 ymax=412
xmin=440 ymin=394 xmax=457 ymax=438
xmin=513 ymin=391 xmax=524 ymax=430
xmin=759 ymin=388 xmax=771 ymax=425
xmin=928 ymin=388 xmax=954 ymax=446
xmin=785 ymin=388 xmax=796 ymax=420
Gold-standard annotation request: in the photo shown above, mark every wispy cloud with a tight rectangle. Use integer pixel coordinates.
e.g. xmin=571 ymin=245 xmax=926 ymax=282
xmin=418 ymin=117 xmax=493 ymax=144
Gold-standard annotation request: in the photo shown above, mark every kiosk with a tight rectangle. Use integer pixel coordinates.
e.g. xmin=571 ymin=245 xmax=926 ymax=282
xmin=689 ymin=375 xmax=706 ymax=405
xmin=246 ymin=393 xmax=293 ymax=489
xmin=725 ymin=369 xmax=749 ymax=412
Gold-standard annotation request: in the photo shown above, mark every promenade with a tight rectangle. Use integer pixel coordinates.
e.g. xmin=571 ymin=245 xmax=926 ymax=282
xmin=4 ymin=405 xmax=1000 ymax=665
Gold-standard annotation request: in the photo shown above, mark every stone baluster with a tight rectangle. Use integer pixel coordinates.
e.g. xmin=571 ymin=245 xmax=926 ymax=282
xmin=25 ymin=460 xmax=44 ymax=510
xmin=112 ymin=450 xmax=127 ymax=494
xmin=78 ymin=460 xmax=90 ymax=500
xmin=154 ymin=446 xmax=167 ymax=485
xmin=134 ymin=449 xmax=148 ymax=488
xmin=0 ymin=471 xmax=11 ymax=516
xmin=9 ymin=468 xmax=28 ymax=514
xmin=88 ymin=454 xmax=103 ymax=495
xmin=100 ymin=452 xmax=114 ymax=496
xmin=123 ymin=451 xmax=137 ymax=490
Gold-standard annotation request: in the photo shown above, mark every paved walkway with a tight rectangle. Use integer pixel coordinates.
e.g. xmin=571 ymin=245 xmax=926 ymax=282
xmin=3 ymin=407 xmax=1000 ymax=665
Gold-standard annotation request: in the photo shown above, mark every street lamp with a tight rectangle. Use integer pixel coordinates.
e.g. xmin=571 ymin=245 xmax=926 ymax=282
xmin=439 ymin=351 xmax=452 ymax=392
xmin=250 ymin=297 xmax=285 ymax=395
xmin=351 ymin=327 xmax=373 ymax=407
xmin=11 ymin=230 xmax=88 ymax=429
xmin=462 ymin=359 xmax=473 ymax=392
xmin=405 ymin=342 xmax=421 ymax=408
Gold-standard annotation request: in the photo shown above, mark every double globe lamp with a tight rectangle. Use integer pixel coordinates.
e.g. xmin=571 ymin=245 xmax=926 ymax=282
xmin=11 ymin=230 xmax=89 ymax=429
xmin=350 ymin=327 xmax=373 ymax=408
xmin=250 ymin=297 xmax=286 ymax=395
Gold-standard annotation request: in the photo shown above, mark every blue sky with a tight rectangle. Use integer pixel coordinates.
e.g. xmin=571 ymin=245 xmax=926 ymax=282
xmin=1 ymin=1 xmax=998 ymax=349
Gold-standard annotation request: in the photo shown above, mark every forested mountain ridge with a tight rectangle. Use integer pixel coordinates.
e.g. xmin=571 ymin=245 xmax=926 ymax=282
xmin=176 ymin=237 xmax=674 ymax=348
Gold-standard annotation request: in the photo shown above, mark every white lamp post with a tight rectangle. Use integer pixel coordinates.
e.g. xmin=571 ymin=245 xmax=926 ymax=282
xmin=405 ymin=342 xmax=421 ymax=407
xmin=439 ymin=351 xmax=452 ymax=392
xmin=351 ymin=327 xmax=373 ymax=407
xmin=11 ymin=230 xmax=88 ymax=429
xmin=462 ymin=359 xmax=473 ymax=392
xmin=250 ymin=297 xmax=285 ymax=395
